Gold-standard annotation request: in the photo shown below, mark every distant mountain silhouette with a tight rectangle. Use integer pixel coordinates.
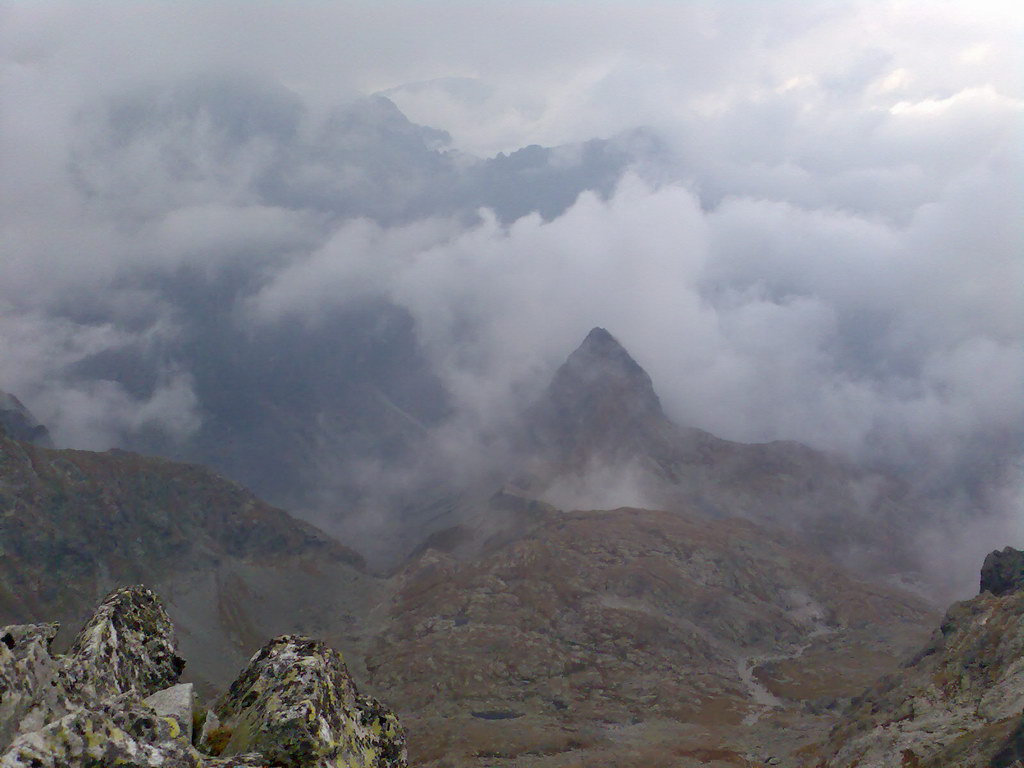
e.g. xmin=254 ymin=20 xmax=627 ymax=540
xmin=514 ymin=328 xmax=922 ymax=581
xmin=0 ymin=390 xmax=51 ymax=447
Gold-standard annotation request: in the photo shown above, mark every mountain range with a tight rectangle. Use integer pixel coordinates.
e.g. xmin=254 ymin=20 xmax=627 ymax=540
xmin=8 ymin=328 xmax=1001 ymax=765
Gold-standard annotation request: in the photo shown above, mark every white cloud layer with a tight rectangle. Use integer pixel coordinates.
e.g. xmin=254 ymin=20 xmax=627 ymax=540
xmin=1 ymin=0 xmax=1021 ymax=587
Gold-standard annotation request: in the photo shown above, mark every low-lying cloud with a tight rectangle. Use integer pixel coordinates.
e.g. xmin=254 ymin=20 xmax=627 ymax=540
xmin=1 ymin=0 xmax=1021 ymax=593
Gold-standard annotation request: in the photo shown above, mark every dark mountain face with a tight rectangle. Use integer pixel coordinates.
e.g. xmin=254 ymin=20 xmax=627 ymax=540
xmin=0 ymin=390 xmax=51 ymax=447
xmin=528 ymin=327 xmax=665 ymax=463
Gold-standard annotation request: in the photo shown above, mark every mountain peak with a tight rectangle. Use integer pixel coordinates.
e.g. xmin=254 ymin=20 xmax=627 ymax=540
xmin=553 ymin=328 xmax=661 ymax=414
xmin=572 ymin=327 xmax=645 ymax=373
xmin=578 ymin=326 xmax=622 ymax=353
xmin=0 ymin=389 xmax=52 ymax=447
xmin=525 ymin=329 xmax=667 ymax=465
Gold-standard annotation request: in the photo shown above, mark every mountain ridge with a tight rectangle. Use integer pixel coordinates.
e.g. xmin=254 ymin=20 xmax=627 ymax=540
xmin=508 ymin=328 xmax=925 ymax=588
xmin=0 ymin=428 xmax=379 ymax=694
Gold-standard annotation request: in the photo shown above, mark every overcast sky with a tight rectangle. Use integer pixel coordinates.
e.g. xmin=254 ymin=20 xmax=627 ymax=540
xmin=1 ymin=1 xmax=1022 ymax=569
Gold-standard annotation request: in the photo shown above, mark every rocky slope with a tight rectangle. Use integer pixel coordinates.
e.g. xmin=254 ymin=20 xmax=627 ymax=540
xmin=808 ymin=546 xmax=1024 ymax=767
xmin=0 ymin=585 xmax=406 ymax=767
xmin=0 ymin=412 xmax=942 ymax=767
xmin=0 ymin=425 xmax=384 ymax=694
xmin=365 ymin=504 xmax=936 ymax=766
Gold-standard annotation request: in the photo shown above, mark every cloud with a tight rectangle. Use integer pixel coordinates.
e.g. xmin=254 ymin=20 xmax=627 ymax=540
xmin=0 ymin=0 xmax=1021 ymax=590
xmin=0 ymin=308 xmax=200 ymax=449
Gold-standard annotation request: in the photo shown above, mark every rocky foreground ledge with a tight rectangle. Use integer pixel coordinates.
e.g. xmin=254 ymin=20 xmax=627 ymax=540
xmin=811 ymin=546 xmax=1024 ymax=767
xmin=0 ymin=586 xmax=406 ymax=768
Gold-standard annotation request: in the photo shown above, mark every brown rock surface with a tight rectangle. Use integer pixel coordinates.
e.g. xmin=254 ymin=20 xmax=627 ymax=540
xmin=365 ymin=506 xmax=936 ymax=767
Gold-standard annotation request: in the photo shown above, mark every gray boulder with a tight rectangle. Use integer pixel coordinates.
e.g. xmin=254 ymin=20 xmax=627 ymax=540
xmin=981 ymin=546 xmax=1024 ymax=596
xmin=1 ymin=586 xmax=195 ymax=767
xmin=0 ymin=623 xmax=60 ymax=750
xmin=144 ymin=683 xmax=196 ymax=744
xmin=60 ymin=586 xmax=186 ymax=703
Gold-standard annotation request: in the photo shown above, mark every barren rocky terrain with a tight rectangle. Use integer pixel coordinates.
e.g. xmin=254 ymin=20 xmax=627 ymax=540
xmin=13 ymin=330 xmax=1024 ymax=766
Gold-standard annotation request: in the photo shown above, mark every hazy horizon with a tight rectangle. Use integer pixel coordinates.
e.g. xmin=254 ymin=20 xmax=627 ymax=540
xmin=2 ymin=1 xmax=1021 ymax=595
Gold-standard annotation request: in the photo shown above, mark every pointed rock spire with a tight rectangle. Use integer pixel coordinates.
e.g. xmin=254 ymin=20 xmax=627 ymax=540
xmin=527 ymin=328 xmax=668 ymax=464
xmin=547 ymin=327 xmax=664 ymax=423
xmin=0 ymin=390 xmax=52 ymax=447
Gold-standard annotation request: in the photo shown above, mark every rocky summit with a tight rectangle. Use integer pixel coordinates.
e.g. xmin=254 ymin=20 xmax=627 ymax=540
xmin=0 ymin=585 xmax=407 ymax=768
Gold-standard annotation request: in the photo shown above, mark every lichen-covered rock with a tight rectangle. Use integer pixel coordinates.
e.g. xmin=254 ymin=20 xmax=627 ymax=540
xmin=1 ymin=588 xmax=405 ymax=768
xmin=60 ymin=586 xmax=185 ymax=703
xmin=202 ymin=755 xmax=270 ymax=767
xmin=0 ymin=623 xmax=60 ymax=749
xmin=0 ymin=623 xmax=60 ymax=656
xmin=7 ymin=586 xmax=187 ymax=737
xmin=203 ymin=635 xmax=406 ymax=767
xmin=354 ymin=695 xmax=406 ymax=767
xmin=143 ymin=683 xmax=196 ymax=744
xmin=981 ymin=546 xmax=1024 ymax=597
xmin=0 ymin=697 xmax=201 ymax=768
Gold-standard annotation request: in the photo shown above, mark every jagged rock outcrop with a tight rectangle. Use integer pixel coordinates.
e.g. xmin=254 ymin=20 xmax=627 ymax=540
xmin=811 ymin=552 xmax=1024 ymax=767
xmin=60 ymin=587 xmax=186 ymax=705
xmin=0 ymin=586 xmax=406 ymax=768
xmin=981 ymin=546 xmax=1024 ymax=597
xmin=2 ymin=587 xmax=186 ymax=741
xmin=200 ymin=636 xmax=406 ymax=767
xmin=1 ymin=586 xmax=196 ymax=766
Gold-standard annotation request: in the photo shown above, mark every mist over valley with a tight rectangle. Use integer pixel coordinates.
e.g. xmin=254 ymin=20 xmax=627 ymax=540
xmin=1 ymin=2 xmax=1022 ymax=765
